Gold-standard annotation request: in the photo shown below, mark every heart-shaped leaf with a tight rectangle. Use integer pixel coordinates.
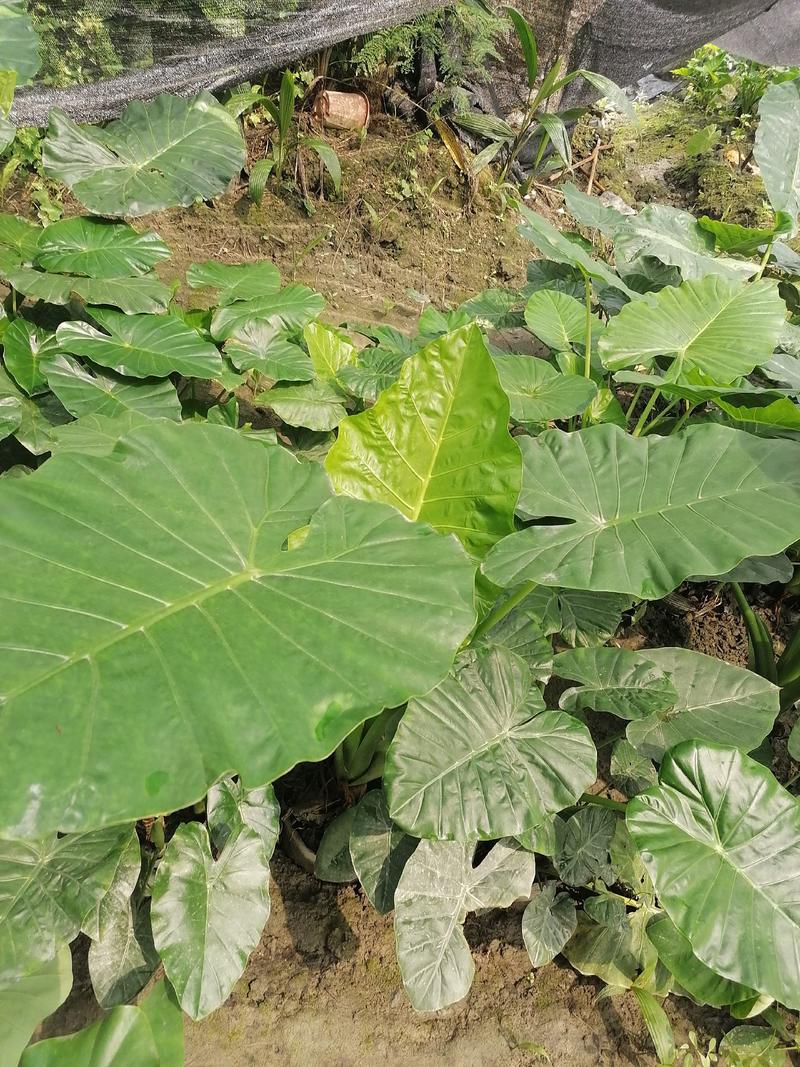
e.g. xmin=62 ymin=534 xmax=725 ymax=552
xmin=394 ymin=838 xmax=535 ymax=1011
xmin=210 ymin=284 xmax=325 ymax=341
xmin=315 ymin=808 xmax=358 ymax=883
xmin=151 ymin=821 xmax=270 ymax=1019
xmin=522 ymin=882 xmax=577 ymax=967
xmin=260 ymin=379 xmax=348 ymax=431
xmin=57 ymin=308 xmax=223 ymax=379
xmin=326 ymin=324 xmax=522 ymax=558
xmin=610 ymin=739 xmax=657 ymax=797
xmin=554 ymin=647 xmax=678 ymax=720
xmin=225 ymin=320 xmax=313 ymax=381
xmin=207 ymin=778 xmax=280 ymax=858
xmin=0 ymin=827 xmax=132 ymax=973
xmin=483 ymin=424 xmax=800 ymax=600
xmin=524 ymin=290 xmax=601 ymax=351
xmin=0 ymin=393 xmax=22 ymax=440
xmin=35 ymin=218 xmax=171 ymax=279
xmin=0 ymin=421 xmax=475 ymax=837
xmin=0 ymin=0 xmax=40 ymax=84
xmin=385 ymin=646 xmax=596 ymax=840
xmin=349 ymin=790 xmax=417 ymax=914
xmin=304 ymin=321 xmax=358 ymax=380
xmin=493 ymin=354 xmax=597 ymax=423
xmin=473 ymin=593 xmax=553 ymax=681
xmin=88 ymin=894 xmax=158 ymax=1009
xmin=42 ymin=93 xmax=246 ymax=217
xmin=554 ymin=806 xmax=616 ymax=886
xmin=43 ymin=353 xmax=181 ymax=421
xmin=624 ymin=648 xmax=779 ymax=760
xmin=599 ymin=277 xmax=785 ymax=381
xmin=186 ymin=260 xmax=281 ymax=304
xmin=2 ymin=319 xmax=59 ymax=395
xmin=698 ymin=215 xmax=793 ymax=256
xmin=563 ymin=894 xmax=645 ymax=988
xmin=628 ymin=741 xmax=800 ymax=1009
xmin=1 ymin=264 xmax=172 ymax=314
xmin=0 ymin=364 xmax=67 ymax=454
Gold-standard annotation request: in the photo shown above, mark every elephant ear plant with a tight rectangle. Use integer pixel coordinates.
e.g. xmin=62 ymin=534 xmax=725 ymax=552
xmin=4 ymin=73 xmax=800 ymax=1067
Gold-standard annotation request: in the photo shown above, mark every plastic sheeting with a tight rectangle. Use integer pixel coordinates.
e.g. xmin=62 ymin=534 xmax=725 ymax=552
xmin=10 ymin=0 xmax=800 ymax=126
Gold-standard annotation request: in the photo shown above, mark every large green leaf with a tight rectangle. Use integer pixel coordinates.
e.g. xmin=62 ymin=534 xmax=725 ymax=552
xmin=0 ymin=946 xmax=72 ymax=1067
xmin=518 ymin=205 xmax=637 ymax=298
xmin=483 ymin=424 xmax=800 ymax=599
xmin=82 ymin=828 xmax=141 ymax=941
xmin=0 ymin=421 xmax=475 ymax=836
xmin=20 ymin=981 xmax=183 ymax=1066
xmin=473 ymin=594 xmax=553 ymax=681
xmin=260 ymin=379 xmax=348 ymax=431
xmin=493 ymin=354 xmax=597 ymax=424
xmin=385 ymin=647 xmax=596 ymax=841
xmin=562 ymin=182 xmax=633 ymax=239
xmin=337 ymin=347 xmax=409 ymax=405
xmin=563 ymin=894 xmax=646 ymax=988
xmin=646 ymin=914 xmax=757 ymax=1008
xmin=0 ymin=0 xmax=40 ymax=84
xmin=2 ymin=319 xmax=59 ymax=395
xmin=0 ymin=213 xmax=40 ymax=261
xmin=628 ymin=742 xmax=800 ymax=1009
xmin=326 ymin=325 xmax=521 ymax=558
xmin=598 ymin=277 xmax=786 ymax=382
xmin=43 ymin=353 xmax=181 ymax=421
xmin=42 ymin=93 xmax=246 ymax=217
xmin=186 ymin=260 xmax=281 ymax=304
xmin=394 ymin=839 xmax=535 ymax=1011
xmin=35 ymin=218 xmax=171 ymax=279
xmin=554 ymin=806 xmax=616 ymax=886
xmin=698 ymin=215 xmax=793 ymax=256
xmin=1 ymin=264 xmax=172 ymax=315
xmin=755 ymin=77 xmax=800 ymax=226
xmin=522 ymin=883 xmax=577 ymax=967
xmin=0 ymin=364 xmax=67 ymax=454
xmin=51 ymin=410 xmax=153 ymax=457
xmin=0 ymin=827 xmax=132 ymax=974
xmin=614 ymin=205 xmax=756 ymax=281
xmin=210 ymin=285 xmax=325 ymax=341
xmin=523 ymin=586 xmax=631 ymax=647
xmin=56 ymin=308 xmax=223 ymax=379
xmin=349 ymin=790 xmax=417 ymax=914
xmin=625 ymin=648 xmax=779 ymax=760
xmin=304 ymin=322 xmax=358 ymax=380
xmin=225 ymin=320 xmax=313 ymax=382
xmin=554 ymin=647 xmax=678 ymax=720
xmin=151 ymin=821 xmax=270 ymax=1020
xmin=524 ymin=290 xmax=601 ymax=351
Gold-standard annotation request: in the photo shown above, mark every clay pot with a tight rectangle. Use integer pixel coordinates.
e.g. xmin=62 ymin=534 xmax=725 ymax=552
xmin=312 ymin=90 xmax=371 ymax=132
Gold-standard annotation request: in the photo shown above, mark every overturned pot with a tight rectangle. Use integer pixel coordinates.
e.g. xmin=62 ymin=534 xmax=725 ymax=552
xmin=312 ymin=89 xmax=371 ymax=131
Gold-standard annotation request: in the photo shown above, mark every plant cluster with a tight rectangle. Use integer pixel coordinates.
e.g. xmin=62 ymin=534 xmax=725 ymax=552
xmin=3 ymin=28 xmax=800 ymax=1067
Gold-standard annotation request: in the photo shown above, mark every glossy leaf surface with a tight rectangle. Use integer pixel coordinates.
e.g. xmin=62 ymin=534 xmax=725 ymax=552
xmin=493 ymin=354 xmax=597 ymax=424
xmin=35 ymin=218 xmax=171 ymax=279
xmin=555 ymin=647 xmax=678 ymax=720
xmin=349 ymin=791 xmax=417 ymax=914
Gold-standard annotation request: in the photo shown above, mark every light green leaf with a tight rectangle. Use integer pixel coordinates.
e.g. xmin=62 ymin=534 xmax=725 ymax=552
xmin=0 ymin=0 xmax=40 ymax=84
xmin=554 ymin=806 xmax=616 ymax=886
xmin=0 ymin=420 xmax=475 ymax=837
xmin=578 ymin=70 xmax=634 ymax=117
xmin=632 ymin=987 xmax=675 ymax=1066
xmin=0 ymin=212 xmax=40 ymax=260
xmin=314 ymin=808 xmax=358 ymax=883
xmin=43 ymin=353 xmax=182 ymax=421
xmin=505 ymin=5 xmax=537 ymax=87
xmin=304 ymin=137 xmax=342 ymax=194
xmin=483 ymin=424 xmax=800 ymax=600
xmin=304 ymin=321 xmax=357 ymax=381
xmin=186 ymin=260 xmax=281 ymax=304
xmin=494 ymin=355 xmax=597 ymax=424
xmin=2 ymin=264 xmax=172 ymax=314
xmin=385 ymin=647 xmax=596 ymax=840
xmin=207 ymin=778 xmax=280 ymax=858
xmin=554 ymin=647 xmax=678 ymax=720
xmin=524 ymin=587 xmax=632 ymax=648
xmin=210 ymin=284 xmax=325 ymax=341
xmin=82 ymin=829 xmax=141 ymax=941
xmin=260 ymin=379 xmax=348 ymax=430
xmin=646 ymin=914 xmax=757 ymax=1008
xmin=326 ymin=324 xmax=521 ymax=558
xmin=56 ymin=308 xmax=223 ymax=379
xmin=394 ymin=839 xmax=535 ymax=1011
xmin=473 ymin=592 xmax=553 ymax=681
xmin=719 ymin=1026 xmax=788 ymax=1067
xmin=35 ymin=218 xmax=171 ymax=279
xmin=152 ymin=821 xmax=270 ymax=1020
xmin=225 ymin=320 xmax=313 ymax=381
xmin=522 ymin=882 xmax=577 ymax=967
xmin=0 ymin=112 xmax=13 ymax=154
xmin=615 ymin=204 xmax=757 ymax=281
xmin=625 ymin=648 xmax=779 ymax=760
xmin=88 ymin=894 xmax=158 ymax=1009
xmin=627 ymin=741 xmax=800 ymax=1009
xmin=2 ymin=318 xmax=59 ymax=395
xmin=42 ymin=93 xmax=246 ymax=217
xmin=610 ymin=739 xmax=657 ymax=797
xmin=598 ymin=277 xmax=786 ymax=381
xmin=524 ymin=290 xmax=598 ymax=352
xmin=519 ymin=205 xmax=637 ymax=298
xmin=0 ymin=827 xmax=133 ymax=974
xmin=698 ymin=214 xmax=793 ymax=256
xmin=20 ymin=981 xmax=182 ymax=1067
xmin=614 ymin=368 xmax=792 ymax=407
xmin=537 ymin=113 xmax=572 ymax=167
xmin=563 ymin=182 xmax=632 ymax=238
xmin=716 ymin=395 xmax=800 ymax=434
xmin=755 ymin=77 xmax=800 ymax=227
xmin=0 ymin=946 xmax=72 ymax=1067
xmin=0 ymin=393 xmax=22 ymax=441
xmin=50 ymin=410 xmax=154 ymax=457
xmin=349 ymin=790 xmax=417 ymax=914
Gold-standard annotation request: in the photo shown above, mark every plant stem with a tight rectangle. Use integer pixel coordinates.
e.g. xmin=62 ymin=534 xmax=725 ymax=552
xmin=581 ymin=267 xmax=593 ymax=378
xmin=755 ymin=240 xmax=773 ymax=281
xmin=150 ymin=816 xmax=165 ymax=851
xmin=624 ymin=384 xmax=645 ymax=424
xmin=580 ymin=792 xmax=627 ymax=812
xmin=640 ymin=398 xmax=681 ymax=436
xmin=777 ymin=620 xmax=800 ymax=686
xmin=670 ymin=402 xmax=697 ymax=435
xmin=729 ymin=582 xmax=777 ymax=681
xmin=471 ymin=580 xmax=538 ymax=645
xmin=632 ymin=390 xmax=660 ymax=437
